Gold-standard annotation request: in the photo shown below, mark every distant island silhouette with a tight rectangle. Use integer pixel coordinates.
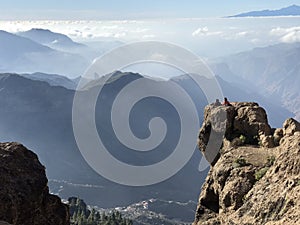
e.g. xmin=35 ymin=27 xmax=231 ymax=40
xmin=229 ymin=5 xmax=300 ymax=17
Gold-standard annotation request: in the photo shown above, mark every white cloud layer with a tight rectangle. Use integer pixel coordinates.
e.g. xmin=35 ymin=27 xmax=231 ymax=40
xmin=270 ymin=26 xmax=300 ymax=43
xmin=192 ymin=27 xmax=222 ymax=37
xmin=0 ymin=17 xmax=299 ymax=58
xmin=0 ymin=20 xmax=150 ymax=41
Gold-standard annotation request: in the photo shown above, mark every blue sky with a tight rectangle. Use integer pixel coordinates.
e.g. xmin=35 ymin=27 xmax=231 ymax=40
xmin=0 ymin=0 xmax=299 ymax=20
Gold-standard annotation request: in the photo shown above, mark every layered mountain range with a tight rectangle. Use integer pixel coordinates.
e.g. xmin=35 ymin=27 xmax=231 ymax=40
xmin=0 ymin=29 xmax=123 ymax=77
xmin=1 ymin=28 xmax=298 ymax=120
xmin=0 ymin=27 xmax=299 ymax=223
xmin=0 ymin=70 xmax=292 ymax=223
xmin=0 ymin=72 xmax=206 ymax=222
xmin=18 ymin=28 xmax=85 ymax=50
xmin=211 ymin=42 xmax=300 ymax=121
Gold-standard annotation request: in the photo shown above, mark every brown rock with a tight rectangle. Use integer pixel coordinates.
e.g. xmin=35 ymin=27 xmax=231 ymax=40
xmin=273 ymin=128 xmax=283 ymax=146
xmin=226 ymin=132 xmax=300 ymax=225
xmin=193 ymin=147 xmax=261 ymax=225
xmin=282 ymin=118 xmax=300 ymax=136
xmin=194 ymin=106 xmax=300 ymax=225
xmin=198 ymin=105 xmax=235 ymax=165
xmin=260 ymin=135 xmax=275 ymax=148
xmin=0 ymin=142 xmax=69 ymax=225
xmin=198 ymin=102 xmax=271 ymax=165
xmin=233 ymin=103 xmax=271 ymax=138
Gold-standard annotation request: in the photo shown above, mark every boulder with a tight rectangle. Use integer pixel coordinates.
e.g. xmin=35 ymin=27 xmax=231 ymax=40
xmin=260 ymin=134 xmax=275 ymax=148
xmin=282 ymin=118 xmax=300 ymax=136
xmin=198 ymin=102 xmax=272 ymax=165
xmin=198 ymin=104 xmax=235 ymax=164
xmin=273 ymin=128 xmax=283 ymax=146
xmin=233 ymin=102 xmax=271 ymax=139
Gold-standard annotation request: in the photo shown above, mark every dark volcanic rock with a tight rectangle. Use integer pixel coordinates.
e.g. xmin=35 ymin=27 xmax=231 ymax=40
xmin=0 ymin=142 xmax=69 ymax=225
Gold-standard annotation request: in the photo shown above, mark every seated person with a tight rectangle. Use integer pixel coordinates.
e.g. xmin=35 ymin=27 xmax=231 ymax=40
xmin=213 ymin=99 xmax=221 ymax=107
xmin=223 ymin=97 xmax=232 ymax=106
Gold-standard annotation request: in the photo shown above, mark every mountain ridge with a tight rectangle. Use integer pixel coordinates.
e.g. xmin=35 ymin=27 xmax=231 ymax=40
xmin=229 ymin=5 xmax=300 ymax=17
xmin=0 ymin=71 xmax=205 ymax=213
xmin=18 ymin=28 xmax=86 ymax=50
xmin=21 ymin=72 xmax=78 ymax=90
xmin=0 ymin=30 xmax=88 ymax=77
xmin=0 ymin=71 xmax=295 ymax=223
xmin=212 ymin=42 xmax=300 ymax=121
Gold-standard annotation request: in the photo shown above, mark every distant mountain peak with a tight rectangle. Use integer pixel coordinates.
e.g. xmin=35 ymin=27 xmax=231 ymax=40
xmin=30 ymin=28 xmax=52 ymax=32
xmin=0 ymin=29 xmax=53 ymax=57
xmin=229 ymin=5 xmax=300 ymax=17
xmin=287 ymin=4 xmax=299 ymax=8
xmin=18 ymin=28 xmax=85 ymax=49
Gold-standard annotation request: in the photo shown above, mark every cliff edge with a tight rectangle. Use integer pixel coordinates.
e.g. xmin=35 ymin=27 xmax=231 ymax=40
xmin=0 ymin=142 xmax=69 ymax=225
xmin=194 ymin=102 xmax=300 ymax=225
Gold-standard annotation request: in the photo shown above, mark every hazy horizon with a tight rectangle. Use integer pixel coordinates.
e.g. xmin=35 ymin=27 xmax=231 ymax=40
xmin=1 ymin=16 xmax=300 ymax=58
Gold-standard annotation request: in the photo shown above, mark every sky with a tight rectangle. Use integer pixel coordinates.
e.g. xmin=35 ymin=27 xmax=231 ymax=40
xmin=0 ymin=0 xmax=299 ymax=20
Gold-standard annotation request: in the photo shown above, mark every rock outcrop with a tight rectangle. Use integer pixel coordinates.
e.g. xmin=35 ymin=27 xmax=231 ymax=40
xmin=0 ymin=142 xmax=69 ymax=225
xmin=194 ymin=102 xmax=300 ymax=225
xmin=198 ymin=102 xmax=272 ymax=165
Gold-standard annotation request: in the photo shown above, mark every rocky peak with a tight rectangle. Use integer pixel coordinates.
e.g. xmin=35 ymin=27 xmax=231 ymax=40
xmin=0 ymin=142 xmax=69 ymax=225
xmin=194 ymin=102 xmax=300 ymax=225
xmin=198 ymin=102 xmax=272 ymax=165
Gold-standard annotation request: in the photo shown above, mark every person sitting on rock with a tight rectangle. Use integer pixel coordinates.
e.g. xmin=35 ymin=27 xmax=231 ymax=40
xmin=213 ymin=99 xmax=221 ymax=107
xmin=223 ymin=97 xmax=232 ymax=106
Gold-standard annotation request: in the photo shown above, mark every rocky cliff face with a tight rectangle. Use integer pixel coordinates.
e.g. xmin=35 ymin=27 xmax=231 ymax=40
xmin=0 ymin=142 xmax=69 ymax=225
xmin=194 ymin=102 xmax=300 ymax=225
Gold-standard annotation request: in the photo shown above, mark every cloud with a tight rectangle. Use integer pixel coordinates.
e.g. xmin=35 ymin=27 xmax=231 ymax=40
xmin=142 ymin=34 xmax=156 ymax=39
xmin=133 ymin=28 xmax=149 ymax=33
xmin=270 ymin=26 xmax=300 ymax=43
xmin=250 ymin=38 xmax=260 ymax=44
xmin=281 ymin=30 xmax=300 ymax=43
xmin=236 ymin=31 xmax=250 ymax=37
xmin=192 ymin=27 xmax=222 ymax=37
xmin=220 ymin=30 xmax=256 ymax=41
xmin=192 ymin=27 xmax=208 ymax=36
xmin=0 ymin=20 xmax=153 ymax=41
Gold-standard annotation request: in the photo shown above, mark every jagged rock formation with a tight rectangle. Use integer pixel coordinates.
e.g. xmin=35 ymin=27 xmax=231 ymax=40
xmin=198 ymin=102 xmax=272 ymax=165
xmin=194 ymin=102 xmax=300 ymax=225
xmin=0 ymin=142 xmax=69 ymax=225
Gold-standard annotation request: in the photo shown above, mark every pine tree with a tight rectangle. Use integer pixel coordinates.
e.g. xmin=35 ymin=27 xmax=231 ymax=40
xmin=67 ymin=197 xmax=133 ymax=225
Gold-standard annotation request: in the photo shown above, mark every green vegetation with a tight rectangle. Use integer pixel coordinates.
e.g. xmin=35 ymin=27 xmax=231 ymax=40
xmin=68 ymin=197 xmax=133 ymax=225
xmin=266 ymin=156 xmax=276 ymax=167
xmin=233 ymin=157 xmax=248 ymax=168
xmin=255 ymin=167 xmax=270 ymax=181
xmin=239 ymin=135 xmax=246 ymax=144
xmin=242 ymin=194 xmax=247 ymax=203
xmin=254 ymin=156 xmax=275 ymax=181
